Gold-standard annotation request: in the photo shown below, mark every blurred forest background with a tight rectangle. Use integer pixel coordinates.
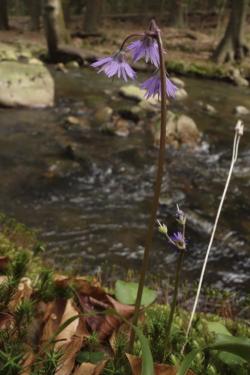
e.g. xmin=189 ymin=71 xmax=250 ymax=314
xmin=0 ymin=0 xmax=249 ymax=67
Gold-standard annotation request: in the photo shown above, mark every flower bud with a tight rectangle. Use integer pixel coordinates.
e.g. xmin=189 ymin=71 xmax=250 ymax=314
xmin=157 ymin=220 xmax=168 ymax=235
xmin=176 ymin=204 xmax=186 ymax=225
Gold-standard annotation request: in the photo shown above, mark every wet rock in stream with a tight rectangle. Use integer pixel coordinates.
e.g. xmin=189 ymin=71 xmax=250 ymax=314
xmin=152 ymin=111 xmax=201 ymax=148
xmin=94 ymin=106 xmax=113 ymax=123
xmin=234 ymin=105 xmax=250 ymax=116
xmin=44 ymin=159 xmax=81 ymax=178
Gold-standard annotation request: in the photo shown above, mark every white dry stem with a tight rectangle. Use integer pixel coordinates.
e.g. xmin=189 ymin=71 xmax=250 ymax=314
xmin=181 ymin=120 xmax=244 ymax=354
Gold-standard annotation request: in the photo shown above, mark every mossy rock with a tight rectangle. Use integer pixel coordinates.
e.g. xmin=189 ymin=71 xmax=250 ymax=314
xmin=0 ymin=61 xmax=54 ymax=107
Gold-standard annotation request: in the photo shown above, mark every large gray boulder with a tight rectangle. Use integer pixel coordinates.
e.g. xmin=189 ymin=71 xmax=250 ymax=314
xmin=0 ymin=61 xmax=54 ymax=108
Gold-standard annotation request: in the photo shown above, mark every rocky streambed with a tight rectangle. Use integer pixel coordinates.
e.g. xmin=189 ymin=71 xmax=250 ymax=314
xmin=0 ymin=62 xmax=249 ymax=294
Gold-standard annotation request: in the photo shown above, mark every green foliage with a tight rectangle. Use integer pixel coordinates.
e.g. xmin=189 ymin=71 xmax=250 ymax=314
xmin=35 ymin=268 xmax=73 ymax=302
xmin=76 ymin=351 xmax=105 ymax=364
xmin=84 ymin=331 xmax=100 ymax=352
xmin=31 ymin=349 xmax=63 ymax=375
xmin=167 ymin=60 xmax=227 ymax=80
xmin=0 ymin=277 xmax=17 ymax=310
xmin=0 ymin=339 xmax=24 ymax=375
xmin=178 ymin=335 xmax=250 ymax=375
xmin=8 ymin=251 xmax=30 ymax=282
xmin=14 ymin=299 xmax=34 ymax=338
xmin=115 ymin=280 xmax=156 ymax=306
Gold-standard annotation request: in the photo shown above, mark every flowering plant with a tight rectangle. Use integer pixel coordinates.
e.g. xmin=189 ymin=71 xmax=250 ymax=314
xmin=91 ymin=20 xmax=177 ymax=351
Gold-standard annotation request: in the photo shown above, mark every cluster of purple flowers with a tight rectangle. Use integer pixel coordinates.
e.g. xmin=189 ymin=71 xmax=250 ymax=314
xmin=91 ymin=33 xmax=177 ymax=100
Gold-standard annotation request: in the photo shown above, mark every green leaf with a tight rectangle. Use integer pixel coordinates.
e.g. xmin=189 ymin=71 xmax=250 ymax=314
xmin=205 ymin=325 xmax=246 ymax=366
xmin=115 ymin=280 xmax=156 ymax=306
xmin=211 ymin=334 xmax=250 ymax=363
xmin=177 ymin=348 xmax=200 ymax=375
xmin=206 ymin=321 xmax=232 ymax=336
xmin=133 ymin=325 xmax=154 ymax=375
xmin=177 ymin=335 xmax=250 ymax=375
xmin=76 ymin=351 xmax=105 ymax=364
xmin=217 ymin=351 xmax=246 ymax=366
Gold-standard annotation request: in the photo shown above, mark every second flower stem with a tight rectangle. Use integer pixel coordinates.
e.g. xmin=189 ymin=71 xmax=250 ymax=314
xmin=163 ymin=250 xmax=184 ymax=360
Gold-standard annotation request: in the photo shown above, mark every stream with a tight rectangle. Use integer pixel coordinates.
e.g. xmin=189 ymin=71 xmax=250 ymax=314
xmin=0 ymin=67 xmax=249 ymax=294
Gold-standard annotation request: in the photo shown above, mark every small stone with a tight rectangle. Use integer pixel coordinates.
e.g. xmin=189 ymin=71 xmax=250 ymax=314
xmin=176 ymin=115 xmax=201 ymax=145
xmin=94 ymin=106 xmax=113 ymax=123
xmin=56 ymin=63 xmax=68 ymax=73
xmin=28 ymin=58 xmax=43 ymax=65
xmin=114 ymin=119 xmax=130 ymax=137
xmin=45 ymin=160 xmax=81 ymax=178
xmin=198 ymin=102 xmax=217 ymax=114
xmin=65 ymin=61 xmax=80 ymax=68
xmin=119 ymin=85 xmax=144 ymax=101
xmin=171 ymin=77 xmax=185 ymax=88
xmin=234 ymin=105 xmax=250 ymax=115
xmin=230 ymin=68 xmax=249 ymax=87
xmin=175 ymin=88 xmax=188 ymax=101
xmin=64 ymin=116 xmax=90 ymax=131
xmin=66 ymin=116 xmax=81 ymax=125
xmin=119 ymin=84 xmax=158 ymax=105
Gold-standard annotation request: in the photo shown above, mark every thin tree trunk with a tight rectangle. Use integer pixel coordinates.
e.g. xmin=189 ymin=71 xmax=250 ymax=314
xmin=30 ymin=0 xmax=41 ymax=30
xmin=0 ymin=0 xmax=9 ymax=30
xmin=43 ymin=0 xmax=70 ymax=59
xmin=171 ymin=0 xmax=185 ymax=28
xmin=62 ymin=0 xmax=71 ymax=25
xmin=212 ymin=0 xmax=249 ymax=63
xmin=83 ymin=0 xmax=103 ymax=33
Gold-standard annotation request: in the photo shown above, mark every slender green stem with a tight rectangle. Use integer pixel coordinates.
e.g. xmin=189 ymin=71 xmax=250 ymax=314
xmin=163 ymin=250 xmax=184 ymax=360
xmin=128 ymin=21 xmax=167 ymax=353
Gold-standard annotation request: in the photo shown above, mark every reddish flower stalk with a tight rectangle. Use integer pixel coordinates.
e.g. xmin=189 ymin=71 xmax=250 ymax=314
xmin=128 ymin=19 xmax=168 ymax=352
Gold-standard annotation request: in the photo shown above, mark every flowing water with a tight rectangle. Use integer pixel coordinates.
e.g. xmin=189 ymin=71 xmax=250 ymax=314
xmin=0 ymin=68 xmax=249 ymax=294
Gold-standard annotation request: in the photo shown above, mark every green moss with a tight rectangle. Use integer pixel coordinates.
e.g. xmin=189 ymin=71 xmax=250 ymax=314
xmin=0 ymin=213 xmax=44 ymax=281
xmin=167 ymin=59 xmax=229 ymax=80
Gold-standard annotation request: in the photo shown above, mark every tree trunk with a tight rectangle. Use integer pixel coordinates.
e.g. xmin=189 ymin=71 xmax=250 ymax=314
xmin=171 ymin=0 xmax=185 ymax=28
xmin=43 ymin=0 xmax=70 ymax=59
xmin=30 ymin=0 xmax=41 ymax=30
xmin=212 ymin=0 xmax=249 ymax=63
xmin=83 ymin=0 xmax=102 ymax=33
xmin=0 ymin=0 xmax=9 ymax=30
xmin=62 ymin=0 xmax=71 ymax=25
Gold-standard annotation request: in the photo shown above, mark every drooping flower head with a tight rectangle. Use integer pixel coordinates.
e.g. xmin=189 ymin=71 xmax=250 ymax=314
xmin=127 ymin=35 xmax=160 ymax=68
xmin=169 ymin=232 xmax=186 ymax=250
xmin=141 ymin=74 xmax=177 ymax=99
xmin=91 ymin=51 xmax=136 ymax=81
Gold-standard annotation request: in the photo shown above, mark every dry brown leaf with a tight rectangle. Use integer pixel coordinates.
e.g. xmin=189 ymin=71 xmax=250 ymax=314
xmin=74 ymin=278 xmax=107 ymax=300
xmin=0 ymin=312 xmax=15 ymax=330
xmin=55 ymin=299 xmax=80 ymax=350
xmin=8 ymin=277 xmax=33 ymax=312
xmin=72 ymin=360 xmax=108 ymax=375
xmin=54 ymin=274 xmax=71 ymax=288
xmin=106 ymin=295 xmax=135 ymax=318
xmin=56 ymin=319 xmax=88 ymax=375
xmin=0 ymin=275 xmax=7 ymax=284
xmin=20 ymin=351 xmax=35 ymax=375
xmin=126 ymin=354 xmax=196 ymax=375
xmin=40 ymin=299 xmax=66 ymax=344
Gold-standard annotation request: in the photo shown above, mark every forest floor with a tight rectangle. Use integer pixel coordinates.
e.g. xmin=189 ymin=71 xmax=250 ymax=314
xmin=1 ymin=16 xmax=250 ymax=81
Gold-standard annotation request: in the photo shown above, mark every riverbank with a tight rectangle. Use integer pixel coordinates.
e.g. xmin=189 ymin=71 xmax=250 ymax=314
xmin=1 ymin=17 xmax=250 ymax=84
